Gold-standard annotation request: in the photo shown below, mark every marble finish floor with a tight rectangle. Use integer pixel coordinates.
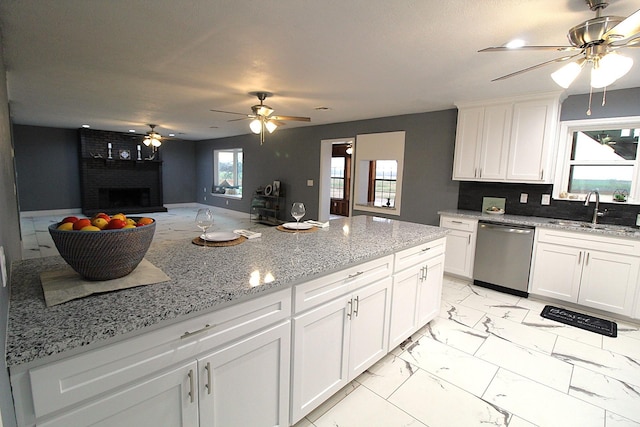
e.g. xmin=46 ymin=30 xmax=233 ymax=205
xmin=19 ymin=205 xmax=640 ymax=426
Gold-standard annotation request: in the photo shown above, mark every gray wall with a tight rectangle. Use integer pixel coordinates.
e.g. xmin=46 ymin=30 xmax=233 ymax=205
xmin=197 ymin=109 xmax=460 ymax=226
xmin=0 ymin=33 xmax=21 ymax=427
xmin=560 ymin=87 xmax=640 ymax=120
xmin=13 ymin=127 xmax=198 ymax=210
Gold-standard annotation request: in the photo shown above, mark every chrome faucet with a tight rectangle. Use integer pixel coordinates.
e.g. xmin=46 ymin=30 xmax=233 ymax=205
xmin=584 ymin=190 xmax=604 ymax=224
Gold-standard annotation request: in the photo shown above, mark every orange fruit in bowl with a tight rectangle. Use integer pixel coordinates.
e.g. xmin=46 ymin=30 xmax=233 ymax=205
xmin=123 ymin=224 xmax=136 ymax=229
xmin=73 ymin=218 xmax=92 ymax=230
xmin=106 ymin=218 xmax=126 ymax=229
xmin=57 ymin=222 xmax=74 ymax=231
xmin=61 ymin=216 xmax=79 ymax=224
xmin=80 ymin=225 xmax=101 ymax=231
xmin=91 ymin=217 xmax=109 ymax=229
xmin=112 ymin=213 xmax=126 ymax=221
xmin=137 ymin=217 xmax=154 ymax=226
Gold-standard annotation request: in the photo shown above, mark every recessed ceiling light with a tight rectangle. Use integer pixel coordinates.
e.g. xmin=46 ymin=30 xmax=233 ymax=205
xmin=81 ymin=124 xmax=90 ymax=128
xmin=168 ymin=133 xmax=175 ymax=137
xmin=129 ymin=129 xmax=136 ymax=133
xmin=506 ymin=39 xmax=526 ymax=49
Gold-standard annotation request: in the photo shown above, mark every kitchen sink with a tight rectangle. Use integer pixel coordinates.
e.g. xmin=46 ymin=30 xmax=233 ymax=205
xmin=547 ymin=220 xmax=637 ymax=234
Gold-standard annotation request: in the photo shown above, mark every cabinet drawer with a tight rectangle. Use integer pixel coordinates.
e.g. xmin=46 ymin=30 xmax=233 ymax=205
xmin=294 ymin=255 xmax=393 ymax=313
xmin=536 ymin=228 xmax=640 ymax=256
xmin=29 ymin=288 xmax=291 ymax=418
xmin=439 ymin=216 xmax=477 ymax=232
xmin=394 ymin=238 xmax=446 ymax=273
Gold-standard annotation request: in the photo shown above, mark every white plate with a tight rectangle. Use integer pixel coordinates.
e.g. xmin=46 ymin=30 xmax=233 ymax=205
xmin=485 ymin=209 xmax=505 ymax=215
xmin=283 ymin=222 xmax=313 ymax=230
xmin=202 ymin=231 xmax=240 ymax=242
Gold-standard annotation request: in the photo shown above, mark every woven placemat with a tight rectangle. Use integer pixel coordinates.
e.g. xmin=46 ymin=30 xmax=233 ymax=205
xmin=192 ymin=235 xmax=247 ymax=247
xmin=276 ymin=225 xmax=318 ymax=233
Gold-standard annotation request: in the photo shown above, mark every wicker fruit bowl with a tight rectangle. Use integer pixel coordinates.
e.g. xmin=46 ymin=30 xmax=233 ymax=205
xmin=48 ymin=218 xmax=156 ymax=280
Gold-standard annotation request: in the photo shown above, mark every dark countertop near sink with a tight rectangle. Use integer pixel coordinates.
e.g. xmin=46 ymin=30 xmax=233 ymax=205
xmin=438 ymin=209 xmax=640 ymax=239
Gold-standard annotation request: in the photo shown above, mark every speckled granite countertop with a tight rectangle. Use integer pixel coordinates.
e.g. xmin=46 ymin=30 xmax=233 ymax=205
xmin=438 ymin=209 xmax=640 ymax=239
xmin=7 ymin=215 xmax=446 ymax=367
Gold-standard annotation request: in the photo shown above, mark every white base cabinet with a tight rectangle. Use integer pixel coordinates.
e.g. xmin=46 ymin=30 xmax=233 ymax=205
xmin=530 ymin=228 xmax=640 ymax=316
xmin=439 ymin=216 xmax=477 ymax=279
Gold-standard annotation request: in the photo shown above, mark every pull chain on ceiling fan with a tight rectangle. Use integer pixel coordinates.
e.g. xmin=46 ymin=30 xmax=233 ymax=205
xmin=210 ymin=92 xmax=311 ymax=144
xmin=479 ymin=0 xmax=640 ymax=114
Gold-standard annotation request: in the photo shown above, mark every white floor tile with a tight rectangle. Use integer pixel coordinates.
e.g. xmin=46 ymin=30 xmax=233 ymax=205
xmin=521 ymin=309 xmax=604 ymax=348
xmin=606 ymin=411 xmax=640 ymax=427
xmin=423 ymin=316 xmax=488 ymax=355
xmin=304 ymin=381 xmax=360 ymax=424
xmin=389 ymin=369 xmax=512 ymax=427
xmin=439 ymin=300 xmax=485 ymax=328
xmin=475 ymin=335 xmax=573 ymax=392
xmin=553 ymin=336 xmax=640 ymax=388
xmin=603 ymin=334 xmax=640 ymax=361
xmin=399 ymin=335 xmax=498 ymax=397
xmin=483 ymin=368 xmax=605 ymax=427
xmin=570 ymin=365 xmax=640 ymax=424
xmin=313 ymin=385 xmax=425 ymax=427
xmin=475 ymin=314 xmax=558 ymax=354
xmin=458 ymin=292 xmax=531 ymax=323
xmin=355 ymin=353 xmax=416 ymax=399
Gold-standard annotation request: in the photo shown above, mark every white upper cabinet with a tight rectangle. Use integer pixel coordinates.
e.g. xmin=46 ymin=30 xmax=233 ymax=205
xmin=453 ymin=93 xmax=562 ymax=183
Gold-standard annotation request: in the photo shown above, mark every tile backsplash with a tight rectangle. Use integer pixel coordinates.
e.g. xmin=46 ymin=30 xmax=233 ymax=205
xmin=457 ymin=181 xmax=640 ymax=227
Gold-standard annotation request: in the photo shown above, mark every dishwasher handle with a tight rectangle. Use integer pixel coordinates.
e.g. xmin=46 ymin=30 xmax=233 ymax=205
xmin=478 ymin=222 xmax=534 ymax=234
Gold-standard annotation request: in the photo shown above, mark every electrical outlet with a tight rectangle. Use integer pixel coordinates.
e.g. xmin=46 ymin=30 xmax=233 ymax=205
xmin=307 ymin=180 xmax=314 ymax=187
xmin=0 ymin=246 xmax=7 ymax=288
xmin=226 ymin=200 xmax=229 ymax=205
xmin=520 ymin=193 xmax=528 ymax=203
xmin=541 ymin=194 xmax=551 ymax=205
xmin=203 ymin=187 xmax=207 ymax=193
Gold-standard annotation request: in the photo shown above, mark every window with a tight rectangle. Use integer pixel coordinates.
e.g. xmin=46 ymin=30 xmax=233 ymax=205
xmin=555 ymin=117 xmax=640 ymax=204
xmin=330 ymin=157 xmax=346 ymax=199
xmin=370 ymin=160 xmax=397 ymax=208
xmin=213 ymin=148 xmax=243 ymax=197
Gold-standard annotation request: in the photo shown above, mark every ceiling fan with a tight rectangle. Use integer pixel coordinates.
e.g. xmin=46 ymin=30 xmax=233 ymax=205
xmin=143 ymin=124 xmax=163 ymax=150
xmin=210 ymin=92 xmax=311 ymax=144
xmin=480 ymin=0 xmax=640 ymax=95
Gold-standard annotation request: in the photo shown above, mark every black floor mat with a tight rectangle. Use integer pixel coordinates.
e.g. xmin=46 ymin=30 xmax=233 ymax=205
xmin=540 ymin=305 xmax=617 ymax=337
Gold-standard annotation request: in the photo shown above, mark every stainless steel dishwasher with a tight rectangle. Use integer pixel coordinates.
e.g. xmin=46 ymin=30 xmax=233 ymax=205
xmin=473 ymin=221 xmax=535 ymax=297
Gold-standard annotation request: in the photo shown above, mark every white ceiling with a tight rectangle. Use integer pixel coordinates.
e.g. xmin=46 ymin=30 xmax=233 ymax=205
xmin=1 ymin=0 xmax=639 ymax=141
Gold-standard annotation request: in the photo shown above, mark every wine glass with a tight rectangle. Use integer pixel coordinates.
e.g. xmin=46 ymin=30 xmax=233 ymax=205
xmin=291 ymin=202 xmax=306 ymax=230
xmin=195 ymin=208 xmax=213 ymax=238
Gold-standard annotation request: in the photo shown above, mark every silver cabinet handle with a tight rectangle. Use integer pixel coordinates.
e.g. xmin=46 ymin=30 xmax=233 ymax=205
xmin=347 ymin=299 xmax=353 ymax=319
xmin=586 ymin=252 xmax=590 ymax=265
xmin=353 ymin=296 xmax=359 ymax=317
xmin=205 ymin=362 xmax=212 ymax=395
xmin=468 ymin=234 xmax=471 ymax=245
xmin=187 ymin=369 xmax=195 ymax=403
xmin=540 ymin=169 xmax=544 ymax=180
xmin=578 ymin=251 xmax=582 ymax=264
xmin=347 ymin=271 xmax=364 ymax=279
xmin=421 ymin=247 xmax=431 ymax=252
xmin=424 ymin=266 xmax=428 ymax=281
xmin=479 ymin=168 xmax=482 ymax=178
xmin=181 ymin=323 xmax=216 ymax=339
xmin=474 ymin=168 xmax=478 ymax=178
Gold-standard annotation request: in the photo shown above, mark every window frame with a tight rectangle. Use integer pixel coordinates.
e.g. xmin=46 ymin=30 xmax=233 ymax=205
xmin=330 ymin=156 xmax=346 ymax=200
xmin=553 ymin=116 xmax=640 ymax=204
xmin=212 ymin=148 xmax=243 ymax=199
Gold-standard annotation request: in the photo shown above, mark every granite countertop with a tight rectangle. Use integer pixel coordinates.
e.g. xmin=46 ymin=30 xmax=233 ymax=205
xmin=7 ymin=215 xmax=447 ymax=367
xmin=438 ymin=209 xmax=640 ymax=239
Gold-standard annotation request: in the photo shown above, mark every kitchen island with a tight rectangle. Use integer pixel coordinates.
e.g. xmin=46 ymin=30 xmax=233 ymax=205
xmin=7 ymin=215 xmax=447 ymax=427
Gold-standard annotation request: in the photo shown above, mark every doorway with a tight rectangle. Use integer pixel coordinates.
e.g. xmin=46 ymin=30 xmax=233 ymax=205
xmin=318 ymin=138 xmax=354 ymax=221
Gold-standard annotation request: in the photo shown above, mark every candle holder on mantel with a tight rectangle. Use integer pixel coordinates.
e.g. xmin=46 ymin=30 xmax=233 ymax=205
xmin=107 ymin=143 xmax=113 ymax=160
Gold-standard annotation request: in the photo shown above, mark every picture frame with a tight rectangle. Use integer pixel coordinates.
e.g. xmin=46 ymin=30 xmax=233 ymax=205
xmin=272 ymin=180 xmax=280 ymax=197
xmin=119 ymin=149 xmax=131 ymax=160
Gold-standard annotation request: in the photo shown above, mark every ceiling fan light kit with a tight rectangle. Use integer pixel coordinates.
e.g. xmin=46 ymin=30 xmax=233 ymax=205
xmin=210 ymin=91 xmax=310 ymax=145
xmin=481 ymin=0 xmax=640 ymax=113
xmin=143 ymin=124 xmax=162 ymax=149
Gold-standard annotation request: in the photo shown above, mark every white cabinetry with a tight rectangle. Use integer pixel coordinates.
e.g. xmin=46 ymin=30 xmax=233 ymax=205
xmin=290 ymin=255 xmax=393 ymax=424
xmin=439 ymin=215 xmax=477 ymax=279
xmin=530 ymin=228 xmax=640 ymax=316
xmin=13 ymin=289 xmax=292 ymax=427
xmin=389 ymin=238 xmax=446 ymax=349
xmin=453 ymin=93 xmax=561 ymax=183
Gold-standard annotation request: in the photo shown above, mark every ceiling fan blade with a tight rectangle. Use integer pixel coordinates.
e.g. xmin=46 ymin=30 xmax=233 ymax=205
xmin=269 ymin=119 xmax=287 ymax=127
xmin=490 ymin=52 xmax=583 ymax=82
xmin=209 ymin=109 xmax=249 ymax=117
xmin=270 ymin=115 xmax=311 ymax=122
xmin=603 ymin=8 xmax=640 ymax=41
xmin=479 ymin=45 xmax=579 ymax=53
xmin=227 ymin=117 xmax=252 ymax=122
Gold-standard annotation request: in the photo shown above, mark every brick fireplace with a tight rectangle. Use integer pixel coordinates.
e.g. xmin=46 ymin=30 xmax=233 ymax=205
xmin=79 ymin=129 xmax=167 ymax=216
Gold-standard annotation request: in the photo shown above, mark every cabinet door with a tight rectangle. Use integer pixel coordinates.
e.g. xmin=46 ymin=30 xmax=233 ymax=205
xmin=348 ymin=277 xmax=392 ymax=379
xmin=198 ymin=321 xmax=291 ymax=427
xmin=530 ymin=242 xmax=582 ymax=302
xmin=507 ymin=98 xmax=556 ymax=182
xmin=417 ymin=254 xmax=444 ymax=326
xmin=452 ymin=107 xmax=483 ymax=180
xmin=477 ymin=103 xmax=511 ymax=180
xmin=443 ymin=229 xmax=474 ymax=278
xmin=388 ymin=267 xmax=421 ymax=349
xmin=579 ymin=251 xmax=640 ymax=316
xmin=291 ymin=295 xmax=351 ymax=424
xmin=39 ymin=361 xmax=198 ymax=427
